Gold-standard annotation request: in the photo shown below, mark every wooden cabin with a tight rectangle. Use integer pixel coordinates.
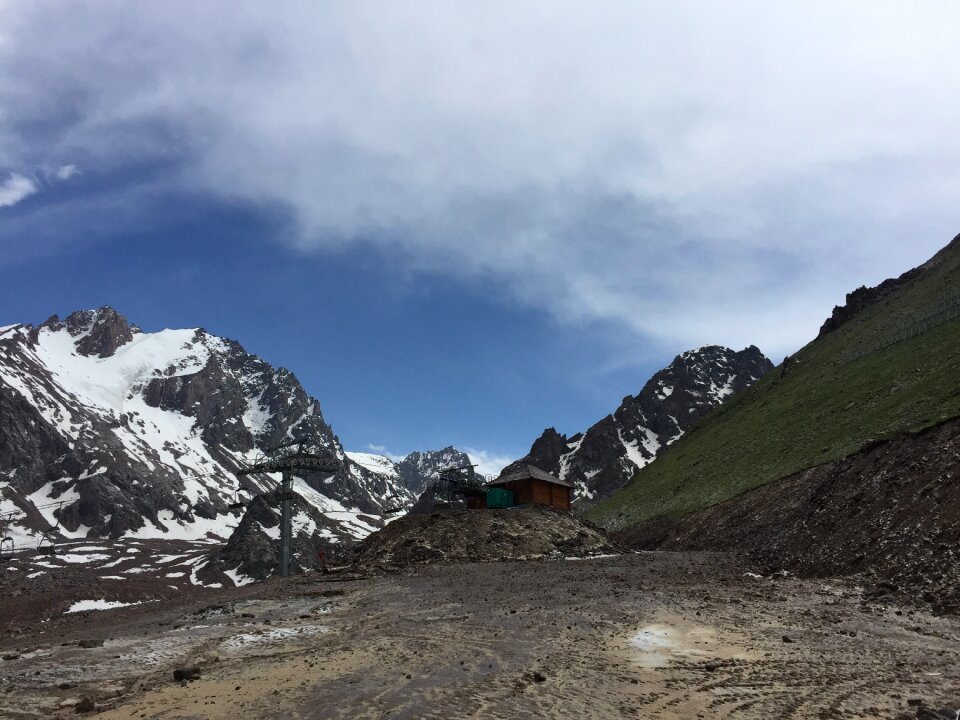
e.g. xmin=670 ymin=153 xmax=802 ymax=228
xmin=486 ymin=465 xmax=572 ymax=511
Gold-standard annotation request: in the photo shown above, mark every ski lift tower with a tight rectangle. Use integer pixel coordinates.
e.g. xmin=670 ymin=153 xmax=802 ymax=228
xmin=236 ymin=439 xmax=340 ymax=578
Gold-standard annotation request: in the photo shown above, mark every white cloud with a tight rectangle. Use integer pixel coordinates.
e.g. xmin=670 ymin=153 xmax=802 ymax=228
xmin=364 ymin=444 xmax=404 ymax=462
xmin=2 ymin=3 xmax=959 ymax=357
xmin=55 ymin=164 xmax=78 ymax=180
xmin=0 ymin=173 xmax=36 ymax=208
xmin=464 ymin=448 xmax=514 ymax=478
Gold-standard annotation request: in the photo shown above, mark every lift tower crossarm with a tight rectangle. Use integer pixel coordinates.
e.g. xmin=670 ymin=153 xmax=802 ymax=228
xmin=235 ymin=455 xmax=340 ymax=476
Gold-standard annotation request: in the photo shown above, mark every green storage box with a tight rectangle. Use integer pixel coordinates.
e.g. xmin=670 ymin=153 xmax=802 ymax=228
xmin=486 ymin=487 xmax=514 ymax=509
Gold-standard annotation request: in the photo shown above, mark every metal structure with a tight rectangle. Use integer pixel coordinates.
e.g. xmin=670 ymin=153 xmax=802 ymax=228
xmin=36 ymin=501 xmax=64 ymax=555
xmin=0 ymin=512 xmax=14 ymax=561
xmin=427 ymin=464 xmax=486 ymax=507
xmin=380 ymin=493 xmax=407 ymax=515
xmin=236 ymin=439 xmax=340 ymax=578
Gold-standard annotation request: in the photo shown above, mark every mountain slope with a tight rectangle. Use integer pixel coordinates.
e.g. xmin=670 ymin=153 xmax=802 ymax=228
xmin=0 ymin=307 xmax=412 ymax=547
xmin=588 ymin=233 xmax=960 ymax=529
xmin=506 ymin=346 xmax=772 ymax=505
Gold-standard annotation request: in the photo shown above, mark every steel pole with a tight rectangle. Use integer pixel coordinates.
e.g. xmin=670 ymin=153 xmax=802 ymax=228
xmin=279 ymin=469 xmax=292 ymax=578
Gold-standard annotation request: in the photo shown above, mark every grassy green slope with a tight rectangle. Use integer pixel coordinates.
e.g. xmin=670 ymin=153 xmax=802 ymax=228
xmin=588 ymin=237 xmax=960 ymax=529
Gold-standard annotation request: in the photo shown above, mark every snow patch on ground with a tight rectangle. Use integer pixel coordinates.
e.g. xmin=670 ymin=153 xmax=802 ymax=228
xmin=219 ymin=625 xmax=327 ymax=651
xmin=65 ymin=599 xmax=143 ymax=613
xmin=57 ymin=553 xmax=112 ymax=564
xmin=224 ymin=567 xmax=257 ymax=587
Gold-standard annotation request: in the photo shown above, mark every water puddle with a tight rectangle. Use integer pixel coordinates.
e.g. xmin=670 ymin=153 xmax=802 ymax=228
xmin=629 ymin=621 xmax=747 ymax=668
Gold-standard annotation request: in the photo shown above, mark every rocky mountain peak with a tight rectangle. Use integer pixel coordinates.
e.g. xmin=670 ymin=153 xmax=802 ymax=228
xmin=500 ymin=428 xmax=568 ymax=479
xmin=46 ymin=306 xmax=139 ymax=358
xmin=396 ymin=446 xmax=473 ymax=495
xmin=510 ymin=344 xmax=773 ymax=506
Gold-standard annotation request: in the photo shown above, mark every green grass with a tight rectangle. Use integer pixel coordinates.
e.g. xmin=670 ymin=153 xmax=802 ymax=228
xmin=587 ymin=239 xmax=960 ymax=530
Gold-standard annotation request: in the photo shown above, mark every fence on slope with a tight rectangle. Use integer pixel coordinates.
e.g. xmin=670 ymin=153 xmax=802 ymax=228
xmin=843 ymin=287 xmax=960 ymax=362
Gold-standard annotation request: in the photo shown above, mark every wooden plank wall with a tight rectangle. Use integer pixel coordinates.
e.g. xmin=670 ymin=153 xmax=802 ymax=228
xmin=531 ymin=480 xmax=551 ymax=505
xmin=549 ymin=483 xmax=571 ymax=510
xmin=499 ymin=479 xmax=570 ymax=509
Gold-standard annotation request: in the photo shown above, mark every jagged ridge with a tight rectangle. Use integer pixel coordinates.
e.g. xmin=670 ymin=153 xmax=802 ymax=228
xmin=506 ymin=345 xmax=772 ymax=506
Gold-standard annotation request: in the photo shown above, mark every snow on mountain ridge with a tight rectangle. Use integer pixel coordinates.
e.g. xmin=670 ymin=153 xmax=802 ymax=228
xmin=0 ymin=307 xmax=412 ymax=549
xmin=345 ymin=452 xmax=400 ymax=480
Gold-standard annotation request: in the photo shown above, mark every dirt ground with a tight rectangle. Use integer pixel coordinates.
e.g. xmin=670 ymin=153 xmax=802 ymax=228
xmin=1 ymin=552 xmax=958 ymax=719
xmin=615 ymin=417 xmax=960 ymax=617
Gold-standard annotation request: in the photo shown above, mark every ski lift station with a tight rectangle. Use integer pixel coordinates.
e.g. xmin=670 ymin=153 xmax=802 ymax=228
xmin=468 ymin=465 xmax=573 ymax=511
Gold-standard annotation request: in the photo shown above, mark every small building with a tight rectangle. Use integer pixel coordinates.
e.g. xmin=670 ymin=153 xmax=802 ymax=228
xmin=485 ymin=465 xmax=572 ymax=511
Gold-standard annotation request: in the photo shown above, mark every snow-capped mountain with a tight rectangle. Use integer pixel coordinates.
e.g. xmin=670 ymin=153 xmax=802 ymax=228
xmin=0 ymin=307 xmax=413 ymax=548
xmin=505 ymin=345 xmax=773 ymax=506
xmin=395 ymin=447 xmax=474 ymax=495
xmin=346 ymin=448 xmax=477 ymax=498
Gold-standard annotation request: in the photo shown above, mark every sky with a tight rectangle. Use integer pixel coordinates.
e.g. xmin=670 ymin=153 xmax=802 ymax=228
xmin=1 ymin=2 xmax=960 ymax=474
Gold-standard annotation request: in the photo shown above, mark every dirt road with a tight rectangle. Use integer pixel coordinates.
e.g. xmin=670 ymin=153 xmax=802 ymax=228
xmin=2 ymin=552 xmax=958 ymax=719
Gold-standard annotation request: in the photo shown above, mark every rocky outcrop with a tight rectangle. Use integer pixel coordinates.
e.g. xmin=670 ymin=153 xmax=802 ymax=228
xmin=507 ymin=345 xmax=772 ymax=507
xmin=817 ymin=233 xmax=960 ymax=337
xmin=818 ymin=270 xmax=925 ymax=337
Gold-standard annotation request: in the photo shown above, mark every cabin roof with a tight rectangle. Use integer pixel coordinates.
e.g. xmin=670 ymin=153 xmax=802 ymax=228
xmin=487 ymin=464 xmax=573 ymax=489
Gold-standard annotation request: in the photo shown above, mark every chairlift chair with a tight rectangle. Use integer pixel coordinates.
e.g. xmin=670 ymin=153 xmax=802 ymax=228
xmin=228 ymin=489 xmax=247 ymax=511
xmin=380 ymin=493 xmax=408 ymax=515
xmin=37 ymin=534 xmax=57 ymax=555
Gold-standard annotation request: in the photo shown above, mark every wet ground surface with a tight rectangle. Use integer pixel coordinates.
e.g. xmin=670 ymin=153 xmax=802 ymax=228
xmin=1 ymin=551 xmax=958 ymax=719
xmin=0 ymin=539 xmax=237 ymax=631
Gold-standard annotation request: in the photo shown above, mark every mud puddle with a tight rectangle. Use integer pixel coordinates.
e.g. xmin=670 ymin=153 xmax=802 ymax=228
xmin=629 ymin=614 xmax=751 ymax=667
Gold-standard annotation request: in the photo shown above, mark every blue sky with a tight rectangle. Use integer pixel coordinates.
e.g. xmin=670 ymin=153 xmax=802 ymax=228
xmin=2 ymin=2 xmax=960 ymax=471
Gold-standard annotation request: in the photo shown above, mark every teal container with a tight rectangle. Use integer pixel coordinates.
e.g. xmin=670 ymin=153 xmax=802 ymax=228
xmin=486 ymin=487 xmax=514 ymax=509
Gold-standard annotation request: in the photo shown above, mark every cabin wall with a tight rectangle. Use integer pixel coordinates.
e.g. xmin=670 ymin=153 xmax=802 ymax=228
xmin=549 ymin=483 xmax=572 ymax=510
xmin=467 ymin=495 xmax=485 ymax=510
xmin=531 ymin=480 xmax=552 ymax=505
xmin=497 ymin=479 xmax=571 ymax=510
xmin=506 ymin=480 xmax=533 ymax=505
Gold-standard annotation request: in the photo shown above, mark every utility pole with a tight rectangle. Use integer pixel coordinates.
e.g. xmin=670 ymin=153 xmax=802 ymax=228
xmin=236 ymin=440 xmax=340 ymax=579
xmin=278 ymin=469 xmax=292 ymax=577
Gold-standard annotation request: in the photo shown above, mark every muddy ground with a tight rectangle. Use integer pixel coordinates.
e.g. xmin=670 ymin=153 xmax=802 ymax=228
xmin=615 ymin=417 xmax=960 ymax=617
xmin=1 ymin=552 xmax=958 ymax=719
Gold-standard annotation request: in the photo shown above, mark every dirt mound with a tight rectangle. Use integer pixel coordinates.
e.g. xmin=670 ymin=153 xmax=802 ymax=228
xmin=615 ymin=416 xmax=960 ymax=615
xmin=350 ymin=505 xmax=618 ymax=570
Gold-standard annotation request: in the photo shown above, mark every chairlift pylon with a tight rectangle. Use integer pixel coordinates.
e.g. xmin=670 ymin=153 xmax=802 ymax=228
xmin=37 ymin=501 xmax=64 ymax=555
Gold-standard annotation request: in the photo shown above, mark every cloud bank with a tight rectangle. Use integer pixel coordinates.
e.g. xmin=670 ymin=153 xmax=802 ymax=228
xmin=2 ymin=2 xmax=959 ymax=358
